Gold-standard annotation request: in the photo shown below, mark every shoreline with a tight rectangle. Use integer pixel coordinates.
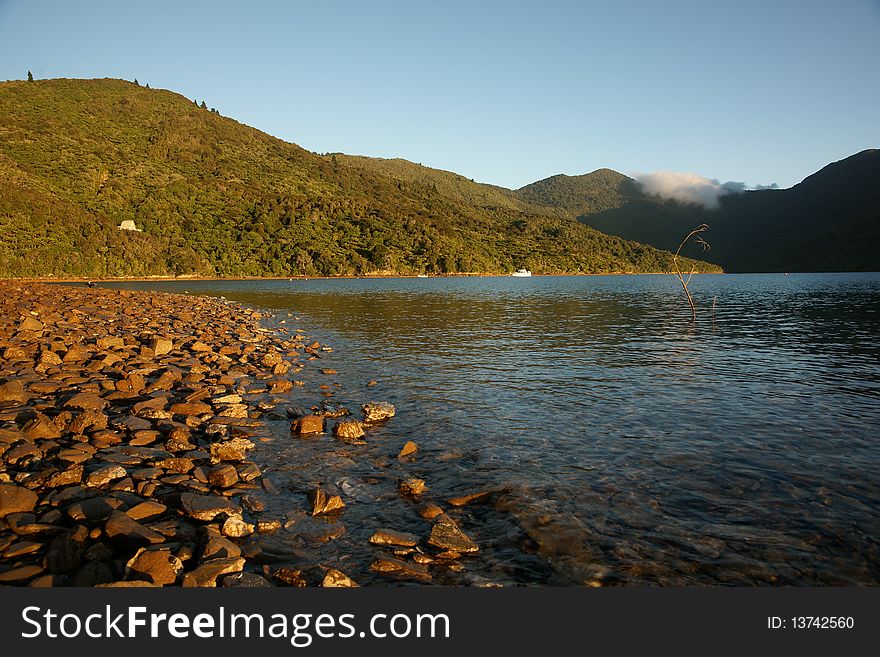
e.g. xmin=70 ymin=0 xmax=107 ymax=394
xmin=0 ymin=281 xmax=382 ymax=587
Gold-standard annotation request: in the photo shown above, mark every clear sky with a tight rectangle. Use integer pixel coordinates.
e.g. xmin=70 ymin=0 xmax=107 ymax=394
xmin=1 ymin=0 xmax=878 ymax=189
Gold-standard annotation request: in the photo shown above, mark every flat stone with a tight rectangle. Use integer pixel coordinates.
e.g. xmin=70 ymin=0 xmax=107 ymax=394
xmin=427 ymin=515 xmax=479 ymax=554
xmin=291 ymin=414 xmax=324 ymax=435
xmin=0 ymin=379 xmax=27 ymax=403
xmin=447 ymin=490 xmax=493 ymax=507
xmin=0 ymin=564 xmax=45 ymax=584
xmin=64 ymin=392 xmax=108 ymax=411
xmin=322 ymin=568 xmax=359 ymax=587
xmin=65 ymin=496 xmax=121 ymax=523
xmin=398 ymin=441 xmax=419 ymax=458
xmin=369 ymin=529 xmax=419 ymax=547
xmin=221 ymin=572 xmax=274 ymax=588
xmin=150 ymin=338 xmax=174 ymax=356
xmin=170 ymin=402 xmax=212 ymax=416
xmin=21 ymin=412 xmax=62 ymax=440
xmin=181 ymin=557 xmax=245 ymax=587
xmin=86 ymin=464 xmax=127 ymax=487
xmin=221 ymin=516 xmax=254 ymax=538
xmin=207 ymin=464 xmax=239 ymax=488
xmin=126 ymin=547 xmax=183 ymax=586
xmin=180 ymin=492 xmax=240 ymax=521
xmin=126 ymin=501 xmax=167 ymax=521
xmin=369 ymin=556 xmax=431 ymax=582
xmin=105 ymin=510 xmax=166 ymax=547
xmin=0 ymin=484 xmax=39 ymax=518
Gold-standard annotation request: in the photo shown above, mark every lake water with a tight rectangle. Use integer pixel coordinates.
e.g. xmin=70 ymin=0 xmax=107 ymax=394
xmin=105 ymin=273 xmax=880 ymax=586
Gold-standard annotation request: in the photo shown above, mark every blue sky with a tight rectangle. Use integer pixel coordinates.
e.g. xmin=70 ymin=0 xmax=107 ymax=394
xmin=1 ymin=0 xmax=878 ymax=189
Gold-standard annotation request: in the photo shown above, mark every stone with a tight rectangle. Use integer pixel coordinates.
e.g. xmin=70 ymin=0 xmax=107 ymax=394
xmin=333 ymin=419 xmax=365 ymax=440
xmin=199 ymin=527 xmax=242 ymax=560
xmin=0 ymin=564 xmax=45 ymax=584
xmin=398 ymin=441 xmax=419 ymax=458
xmin=427 ymin=515 xmax=479 ymax=553
xmin=369 ymin=529 xmax=419 ymax=547
xmin=362 ymin=401 xmax=396 ymax=422
xmin=308 ymin=488 xmax=345 ymax=516
xmin=0 ymin=484 xmax=39 ymax=518
xmin=45 ymin=466 xmax=84 ymax=488
xmin=447 ymin=490 xmax=493 ymax=507
xmin=369 ymin=556 xmax=431 ymax=582
xmin=322 ymin=568 xmax=359 ymax=587
xmin=0 ymin=379 xmax=27 ymax=403
xmin=180 ymin=493 xmax=240 ymax=521
xmin=105 ymin=510 xmax=165 ymax=547
xmin=64 ymin=392 xmax=108 ymax=411
xmin=221 ymin=516 xmax=254 ymax=538
xmin=21 ymin=412 xmax=62 ymax=439
xmin=418 ymin=503 xmax=444 ymax=520
xmin=69 ymin=409 xmax=109 ymax=434
xmin=18 ymin=316 xmax=44 ymax=332
xmin=320 ymin=368 xmax=337 ymax=375
xmin=150 ymin=337 xmax=174 ymax=356
xmin=207 ymin=464 xmax=239 ymax=488
xmin=209 ymin=437 xmax=254 ymax=463
xmin=96 ymin=336 xmax=125 ymax=350
xmin=126 ymin=547 xmax=184 ymax=586
xmin=268 ymin=379 xmax=292 ymax=394
xmin=221 ymin=572 xmax=274 ymax=588
xmin=272 ymin=567 xmax=308 ymax=587
xmin=86 ymin=464 xmax=127 ymax=487
xmin=399 ymin=477 xmax=427 ymax=496
xmin=261 ymin=351 xmax=282 ymax=367
xmin=181 ymin=557 xmax=245 ymax=587
xmin=126 ymin=501 xmax=167 ymax=521
xmin=291 ymin=414 xmax=324 ymax=435
xmin=116 ymin=373 xmax=146 ymax=394
xmin=45 ymin=525 xmax=89 ymax=574
xmin=189 ymin=341 xmax=212 ymax=353
xmin=72 ymin=561 xmax=115 ymax=587
xmin=256 ymin=520 xmax=282 ymax=533
xmin=170 ymin=401 xmax=212 ymax=416
xmin=65 ymin=497 xmax=120 ymax=523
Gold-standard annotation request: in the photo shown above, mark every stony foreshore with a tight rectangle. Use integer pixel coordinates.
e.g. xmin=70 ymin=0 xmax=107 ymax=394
xmin=0 ymin=281 xmax=479 ymax=587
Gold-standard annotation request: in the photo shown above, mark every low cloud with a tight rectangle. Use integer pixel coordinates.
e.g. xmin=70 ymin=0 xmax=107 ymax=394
xmin=634 ymin=172 xmax=779 ymax=209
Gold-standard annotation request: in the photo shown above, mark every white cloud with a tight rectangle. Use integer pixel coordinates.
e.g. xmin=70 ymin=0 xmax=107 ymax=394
xmin=634 ymin=172 xmax=780 ymax=209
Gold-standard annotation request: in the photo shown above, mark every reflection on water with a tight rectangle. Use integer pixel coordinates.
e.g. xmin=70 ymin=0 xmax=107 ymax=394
xmin=106 ymin=274 xmax=880 ymax=585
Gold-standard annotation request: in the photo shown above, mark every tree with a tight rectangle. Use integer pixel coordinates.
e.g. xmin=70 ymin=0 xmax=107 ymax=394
xmin=134 ymin=78 xmax=139 ymax=86
xmin=145 ymin=83 xmax=150 ymax=89
xmin=27 ymin=71 xmax=33 ymax=82
xmin=200 ymin=101 xmax=207 ymax=109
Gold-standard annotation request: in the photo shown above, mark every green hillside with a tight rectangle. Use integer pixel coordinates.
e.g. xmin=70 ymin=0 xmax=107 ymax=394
xmin=0 ymin=78 xmax=719 ymax=278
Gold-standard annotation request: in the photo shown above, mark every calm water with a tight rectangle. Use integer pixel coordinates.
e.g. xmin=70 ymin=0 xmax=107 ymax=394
xmin=105 ymin=274 xmax=880 ymax=586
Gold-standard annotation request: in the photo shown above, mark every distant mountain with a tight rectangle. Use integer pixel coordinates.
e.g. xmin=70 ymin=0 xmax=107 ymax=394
xmin=0 ymin=78 xmax=718 ymax=278
xmin=573 ymin=151 xmax=880 ymax=272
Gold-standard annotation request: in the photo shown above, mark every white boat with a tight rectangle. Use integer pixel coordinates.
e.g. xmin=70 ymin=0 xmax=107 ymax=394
xmin=511 ymin=269 xmax=532 ymax=277
xmin=416 ymin=274 xmax=429 ymax=278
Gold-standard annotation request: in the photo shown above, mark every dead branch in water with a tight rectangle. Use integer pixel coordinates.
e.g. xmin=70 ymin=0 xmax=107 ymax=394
xmin=672 ymin=224 xmax=710 ymax=321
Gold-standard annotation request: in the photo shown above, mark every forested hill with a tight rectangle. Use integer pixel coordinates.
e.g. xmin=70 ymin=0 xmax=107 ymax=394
xmin=0 ymin=78 xmax=719 ymax=278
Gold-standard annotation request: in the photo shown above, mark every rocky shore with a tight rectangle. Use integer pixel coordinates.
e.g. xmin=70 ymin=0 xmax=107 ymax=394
xmin=0 ymin=281 xmax=481 ymax=587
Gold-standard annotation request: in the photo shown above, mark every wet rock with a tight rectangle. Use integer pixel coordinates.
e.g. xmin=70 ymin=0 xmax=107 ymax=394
xmin=291 ymin=414 xmax=325 ymax=435
xmin=86 ymin=464 xmax=127 ymax=487
xmin=181 ymin=557 xmax=245 ymax=587
xmin=427 ymin=515 xmax=479 ymax=554
xmin=104 ymin=510 xmax=165 ymax=547
xmin=308 ymin=488 xmax=345 ymax=516
xmin=333 ymin=419 xmax=365 ymax=440
xmin=209 ymin=437 xmax=254 ymax=463
xmin=0 ymin=379 xmax=27 ymax=403
xmin=418 ymin=503 xmax=445 ymax=520
xmin=369 ymin=529 xmax=419 ymax=547
xmin=272 ymin=567 xmax=308 ymax=587
xmin=256 ymin=520 xmax=281 ymax=533
xmin=0 ymin=484 xmax=39 ymax=518
xmin=447 ymin=490 xmax=493 ymax=507
xmin=199 ymin=526 xmax=242 ymax=560
xmin=362 ymin=401 xmax=396 ymax=422
xmin=268 ymin=379 xmax=292 ymax=394
xmin=180 ymin=492 xmax=240 ymax=521
xmin=399 ymin=477 xmax=427 ymax=497
xmin=322 ymin=568 xmax=359 ymax=587
xmin=321 ymin=368 xmax=337 ymax=375
xmin=398 ymin=441 xmax=419 ymax=458
xmin=221 ymin=516 xmax=254 ymax=538
xmin=369 ymin=556 xmax=431 ymax=582
xmin=126 ymin=547 xmax=184 ymax=586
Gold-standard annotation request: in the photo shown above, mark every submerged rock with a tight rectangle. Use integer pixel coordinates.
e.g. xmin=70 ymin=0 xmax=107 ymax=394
xmin=362 ymin=401 xmax=395 ymax=422
xmin=369 ymin=529 xmax=419 ymax=547
xmin=333 ymin=419 xmax=365 ymax=440
xmin=322 ymin=568 xmax=359 ymax=587
xmin=427 ymin=515 xmax=479 ymax=554
xmin=308 ymin=488 xmax=345 ymax=516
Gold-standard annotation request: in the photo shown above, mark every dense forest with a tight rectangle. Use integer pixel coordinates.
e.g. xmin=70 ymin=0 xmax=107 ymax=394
xmin=0 ymin=78 xmax=720 ymax=278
